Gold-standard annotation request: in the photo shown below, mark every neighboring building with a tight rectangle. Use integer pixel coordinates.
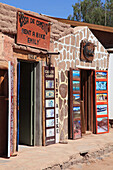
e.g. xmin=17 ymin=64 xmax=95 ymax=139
xmin=0 ymin=3 xmax=111 ymax=157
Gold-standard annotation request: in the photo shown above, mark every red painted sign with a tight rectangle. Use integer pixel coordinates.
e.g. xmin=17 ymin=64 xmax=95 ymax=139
xmin=17 ymin=12 xmax=50 ymax=50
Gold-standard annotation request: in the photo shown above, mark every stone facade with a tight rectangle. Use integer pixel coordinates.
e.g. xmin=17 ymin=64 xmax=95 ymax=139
xmin=73 ymin=27 xmax=109 ymax=70
xmin=50 ymin=26 xmax=109 ymax=141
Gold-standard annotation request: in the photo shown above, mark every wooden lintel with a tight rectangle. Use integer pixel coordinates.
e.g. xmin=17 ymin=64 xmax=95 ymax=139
xmin=0 ymin=61 xmax=8 ymax=70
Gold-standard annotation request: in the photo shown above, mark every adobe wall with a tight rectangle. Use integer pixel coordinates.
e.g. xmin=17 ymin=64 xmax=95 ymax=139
xmin=0 ymin=32 xmax=17 ymax=152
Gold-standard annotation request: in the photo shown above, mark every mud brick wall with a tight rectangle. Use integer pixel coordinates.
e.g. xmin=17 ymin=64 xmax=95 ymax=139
xmin=0 ymin=32 xmax=17 ymax=152
xmin=50 ymin=26 xmax=109 ymax=141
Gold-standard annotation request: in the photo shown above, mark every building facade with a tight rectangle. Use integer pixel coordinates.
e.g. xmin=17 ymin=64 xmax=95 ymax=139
xmin=0 ymin=3 xmax=110 ymax=157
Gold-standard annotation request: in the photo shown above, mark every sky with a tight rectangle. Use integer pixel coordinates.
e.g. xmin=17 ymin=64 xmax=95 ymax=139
xmin=0 ymin=0 xmax=106 ymax=19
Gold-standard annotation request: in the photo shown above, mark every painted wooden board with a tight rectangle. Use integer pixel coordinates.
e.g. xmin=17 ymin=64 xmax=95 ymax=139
xmin=95 ymin=70 xmax=109 ymax=134
xmin=44 ymin=67 xmax=56 ymax=145
xmin=69 ymin=68 xmax=82 ymax=139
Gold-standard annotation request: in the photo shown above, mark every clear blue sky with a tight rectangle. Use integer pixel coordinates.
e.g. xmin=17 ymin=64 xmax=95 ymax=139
xmin=0 ymin=0 xmax=106 ymax=19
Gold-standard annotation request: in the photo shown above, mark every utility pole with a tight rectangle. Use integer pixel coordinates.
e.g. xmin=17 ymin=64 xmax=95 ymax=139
xmin=105 ymin=0 xmax=106 ymax=26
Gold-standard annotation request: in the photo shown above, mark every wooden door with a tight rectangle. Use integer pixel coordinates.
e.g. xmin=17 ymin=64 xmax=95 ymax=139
xmin=0 ymin=70 xmax=8 ymax=157
xmin=81 ymin=70 xmax=94 ymax=133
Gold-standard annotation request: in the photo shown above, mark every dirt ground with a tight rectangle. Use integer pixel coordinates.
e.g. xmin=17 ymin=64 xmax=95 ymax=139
xmin=69 ymin=152 xmax=113 ymax=170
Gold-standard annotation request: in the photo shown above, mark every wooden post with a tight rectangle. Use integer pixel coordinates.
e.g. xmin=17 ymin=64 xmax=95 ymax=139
xmin=42 ymin=66 xmax=45 ymax=146
xmin=81 ymin=100 xmax=85 ymax=134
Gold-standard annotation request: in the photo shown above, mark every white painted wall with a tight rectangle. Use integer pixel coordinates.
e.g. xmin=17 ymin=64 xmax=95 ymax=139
xmin=108 ymin=54 xmax=113 ymax=119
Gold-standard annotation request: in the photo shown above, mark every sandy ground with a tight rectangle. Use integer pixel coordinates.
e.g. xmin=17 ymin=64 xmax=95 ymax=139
xmin=69 ymin=152 xmax=113 ymax=170
xmin=0 ymin=129 xmax=113 ymax=169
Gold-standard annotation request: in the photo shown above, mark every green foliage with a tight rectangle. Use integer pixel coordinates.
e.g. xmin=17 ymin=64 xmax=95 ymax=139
xmin=68 ymin=0 xmax=113 ymax=26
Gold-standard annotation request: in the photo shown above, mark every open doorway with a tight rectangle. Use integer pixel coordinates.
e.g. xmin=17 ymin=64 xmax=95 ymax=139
xmin=81 ymin=69 xmax=95 ymax=133
xmin=0 ymin=69 xmax=8 ymax=157
xmin=18 ymin=61 xmax=34 ymax=146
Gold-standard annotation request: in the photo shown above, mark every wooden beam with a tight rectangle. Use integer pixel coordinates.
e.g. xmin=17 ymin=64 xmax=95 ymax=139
xmin=0 ymin=61 xmax=8 ymax=70
xmin=48 ymin=16 xmax=113 ymax=33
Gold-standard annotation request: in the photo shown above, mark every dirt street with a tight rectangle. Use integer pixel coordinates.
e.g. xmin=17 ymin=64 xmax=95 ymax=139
xmin=68 ymin=152 xmax=113 ymax=170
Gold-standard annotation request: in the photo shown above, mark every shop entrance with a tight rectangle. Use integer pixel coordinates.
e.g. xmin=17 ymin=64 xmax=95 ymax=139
xmin=0 ymin=69 xmax=8 ymax=157
xmin=18 ymin=61 xmax=34 ymax=146
xmin=81 ymin=69 xmax=95 ymax=133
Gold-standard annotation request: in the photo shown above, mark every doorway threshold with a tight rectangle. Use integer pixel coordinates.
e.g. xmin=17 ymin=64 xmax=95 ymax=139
xmin=82 ymin=131 xmax=92 ymax=136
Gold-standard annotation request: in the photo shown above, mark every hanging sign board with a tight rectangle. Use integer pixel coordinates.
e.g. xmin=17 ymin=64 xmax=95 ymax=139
xmin=8 ymin=61 xmax=14 ymax=157
xmin=69 ymin=68 xmax=82 ymax=139
xmin=95 ymin=71 xmax=109 ymax=134
xmin=44 ymin=67 xmax=56 ymax=145
xmin=17 ymin=12 xmax=50 ymax=50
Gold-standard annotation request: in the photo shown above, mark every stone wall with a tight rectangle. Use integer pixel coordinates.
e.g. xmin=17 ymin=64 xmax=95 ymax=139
xmin=74 ymin=27 xmax=109 ymax=70
xmin=51 ymin=26 xmax=109 ymax=141
xmin=51 ymin=34 xmax=76 ymax=141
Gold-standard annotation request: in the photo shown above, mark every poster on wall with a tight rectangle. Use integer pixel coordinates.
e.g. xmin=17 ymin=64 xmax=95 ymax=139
xmin=73 ymin=107 xmax=81 ymax=119
xmin=46 ymin=109 xmax=54 ymax=118
xmin=46 ymin=99 xmax=54 ymax=107
xmin=73 ymin=70 xmax=80 ymax=79
xmin=96 ymin=72 xmax=107 ymax=79
xmin=97 ymin=117 xmax=108 ymax=133
xmin=97 ymin=105 xmax=107 ymax=116
xmin=46 ymin=119 xmax=54 ymax=127
xmin=96 ymin=93 xmax=107 ymax=102
xmin=73 ymin=81 xmax=80 ymax=91
xmin=96 ymin=81 xmax=107 ymax=91
xmin=73 ymin=94 xmax=80 ymax=105
xmin=73 ymin=120 xmax=81 ymax=139
xmin=46 ymin=80 xmax=54 ymax=88
xmin=46 ymin=128 xmax=54 ymax=137
xmin=45 ymin=90 xmax=54 ymax=98
xmin=95 ymin=70 xmax=109 ymax=134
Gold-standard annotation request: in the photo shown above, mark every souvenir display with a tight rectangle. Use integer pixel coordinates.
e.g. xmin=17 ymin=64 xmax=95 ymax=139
xmin=44 ymin=67 xmax=55 ymax=145
xmin=46 ymin=109 xmax=54 ymax=118
xmin=96 ymin=93 xmax=107 ymax=102
xmin=97 ymin=105 xmax=107 ymax=115
xmin=97 ymin=117 xmax=108 ymax=133
xmin=96 ymin=72 xmax=107 ymax=79
xmin=46 ymin=119 xmax=54 ymax=127
xmin=73 ymin=94 xmax=80 ymax=105
xmin=46 ymin=128 xmax=54 ymax=137
xmin=73 ymin=107 xmax=81 ymax=119
xmin=46 ymin=99 xmax=54 ymax=107
xmin=45 ymin=90 xmax=54 ymax=98
xmin=95 ymin=70 xmax=108 ymax=134
xmin=73 ymin=70 xmax=80 ymax=79
xmin=96 ymin=81 xmax=107 ymax=91
xmin=69 ymin=69 xmax=82 ymax=140
xmin=73 ymin=81 xmax=80 ymax=91
xmin=73 ymin=120 xmax=81 ymax=139
xmin=46 ymin=80 xmax=54 ymax=88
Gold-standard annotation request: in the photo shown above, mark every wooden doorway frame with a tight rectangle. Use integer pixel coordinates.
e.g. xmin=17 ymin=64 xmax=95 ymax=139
xmin=80 ymin=69 xmax=95 ymax=133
